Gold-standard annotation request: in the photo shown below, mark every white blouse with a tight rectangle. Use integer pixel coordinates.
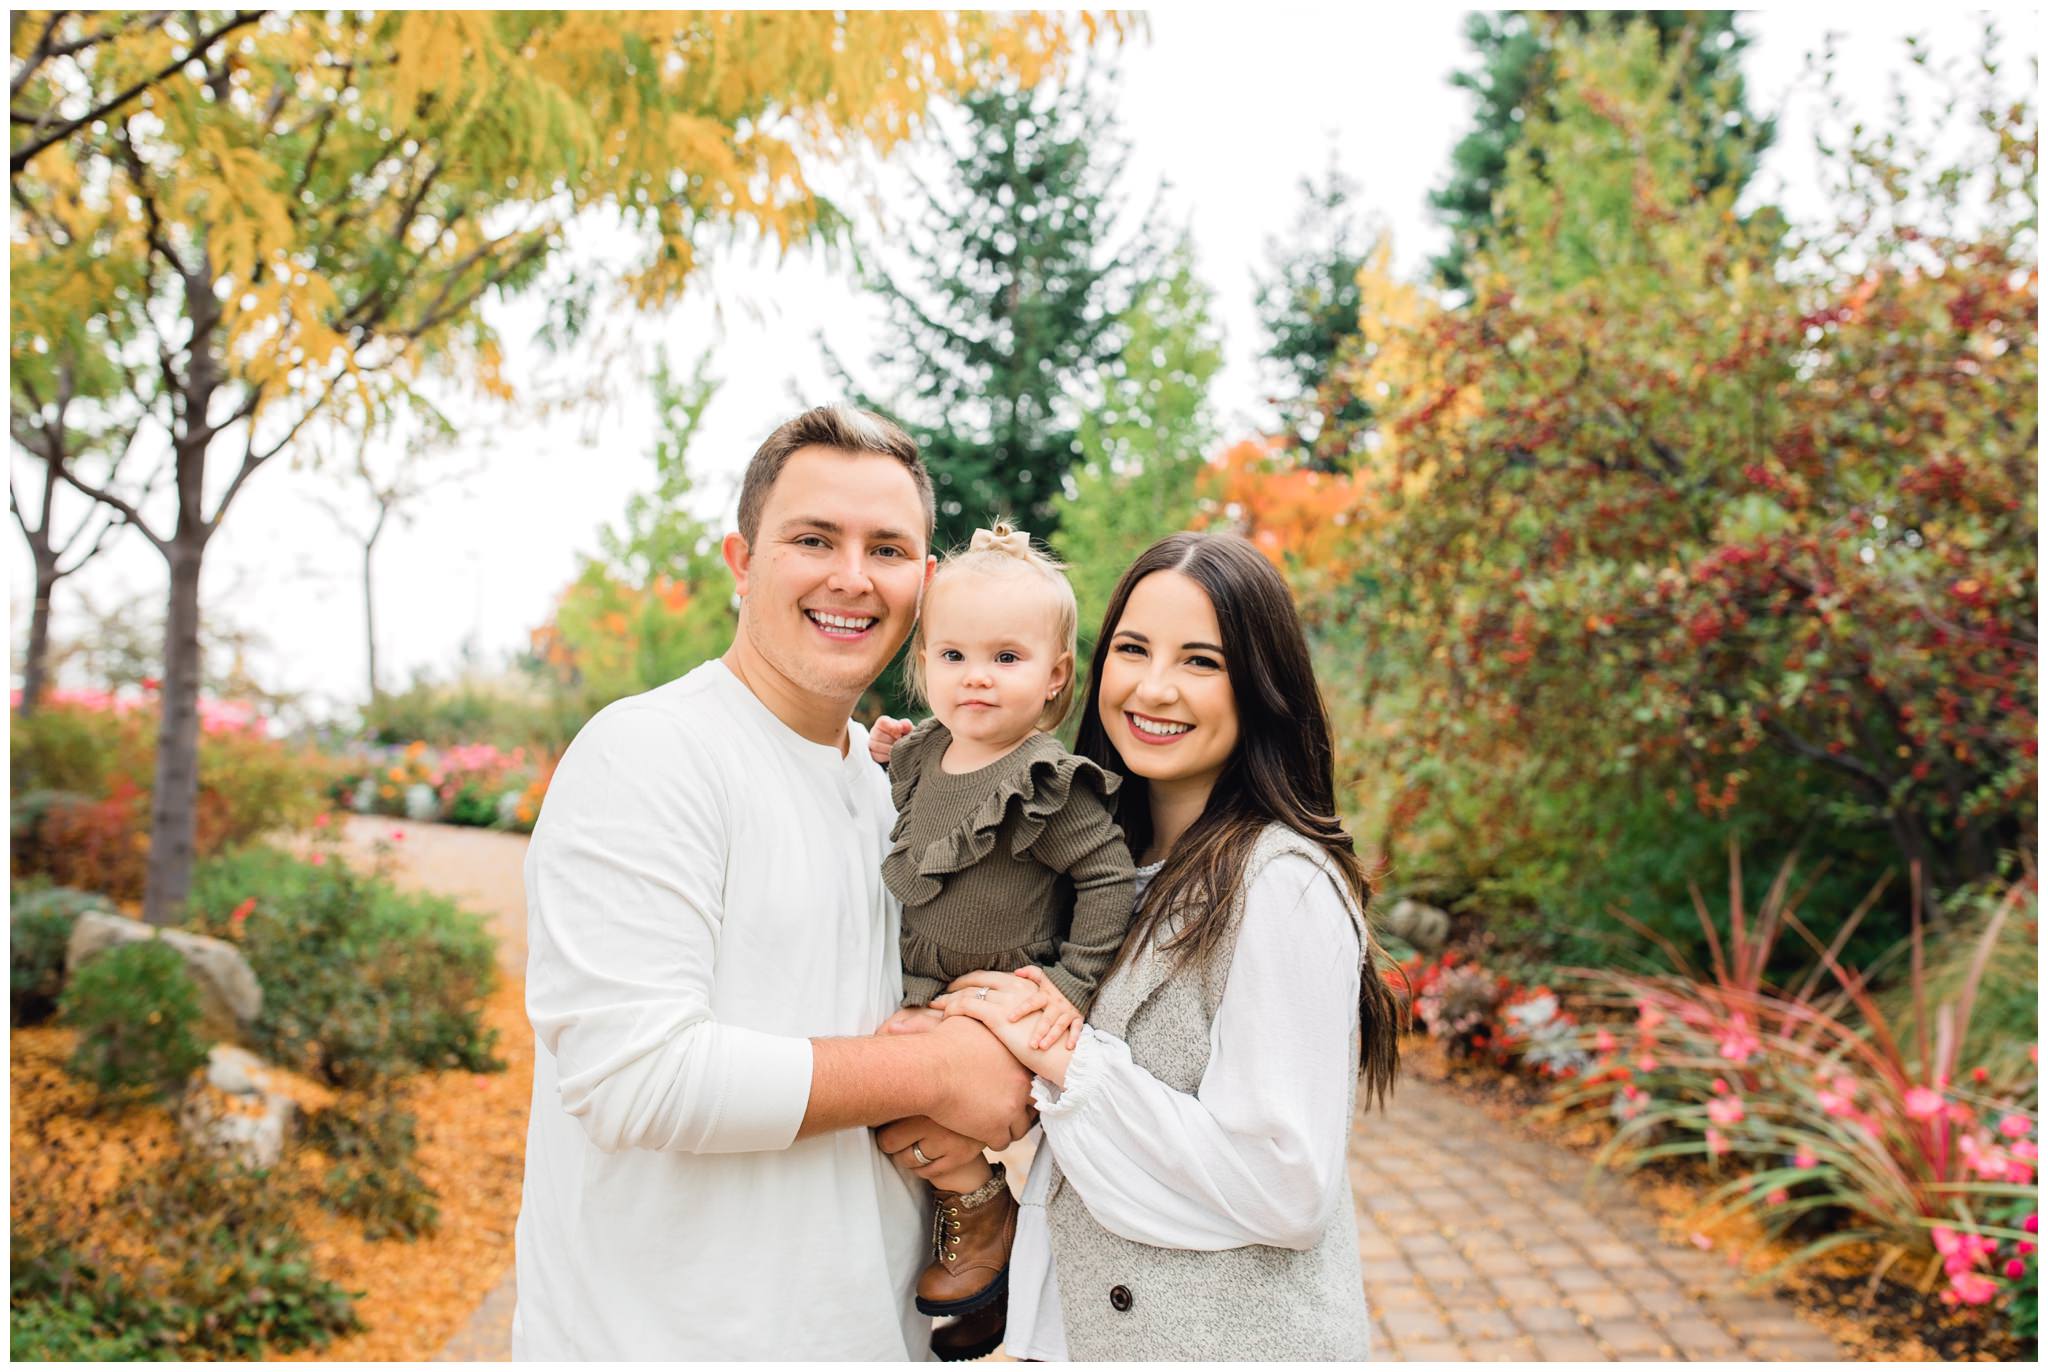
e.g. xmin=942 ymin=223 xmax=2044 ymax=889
xmin=1004 ymin=852 xmax=1365 ymax=1361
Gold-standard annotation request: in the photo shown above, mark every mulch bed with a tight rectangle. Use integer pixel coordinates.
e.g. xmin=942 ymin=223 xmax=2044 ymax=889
xmin=11 ymin=973 xmax=533 ymax=1362
xmin=1400 ymin=1032 xmax=2028 ymax=1362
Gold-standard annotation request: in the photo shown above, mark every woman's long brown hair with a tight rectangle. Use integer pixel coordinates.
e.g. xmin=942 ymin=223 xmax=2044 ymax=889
xmin=1074 ymin=533 xmax=1401 ymax=1109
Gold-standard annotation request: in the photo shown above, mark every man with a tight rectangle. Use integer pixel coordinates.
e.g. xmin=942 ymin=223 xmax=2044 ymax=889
xmin=513 ymin=406 xmax=1034 ymax=1359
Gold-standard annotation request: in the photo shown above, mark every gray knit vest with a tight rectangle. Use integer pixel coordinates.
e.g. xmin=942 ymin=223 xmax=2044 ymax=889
xmin=1044 ymin=824 xmax=1373 ymax=1361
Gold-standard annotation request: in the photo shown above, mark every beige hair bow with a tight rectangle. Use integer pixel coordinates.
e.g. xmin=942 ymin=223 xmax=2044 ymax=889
xmin=968 ymin=525 xmax=1033 ymax=559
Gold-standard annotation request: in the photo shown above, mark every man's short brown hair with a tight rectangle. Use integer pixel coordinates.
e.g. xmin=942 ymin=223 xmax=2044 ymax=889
xmin=735 ymin=406 xmax=934 ymax=551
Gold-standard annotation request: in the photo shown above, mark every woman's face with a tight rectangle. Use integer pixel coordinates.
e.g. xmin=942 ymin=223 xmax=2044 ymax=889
xmin=1095 ymin=569 xmax=1239 ymax=795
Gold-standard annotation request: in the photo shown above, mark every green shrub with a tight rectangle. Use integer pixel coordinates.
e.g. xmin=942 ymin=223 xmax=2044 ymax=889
xmin=187 ymin=845 xmax=502 ymax=1086
xmin=129 ymin=1150 xmax=362 ymax=1357
xmin=10 ymin=885 xmax=112 ymax=1026
xmin=10 ymin=703 xmax=334 ymax=897
xmin=308 ymin=1092 xmax=441 ymax=1239
xmin=9 ymin=1227 xmax=177 ymax=1361
xmin=57 ymin=940 xmax=212 ymax=1098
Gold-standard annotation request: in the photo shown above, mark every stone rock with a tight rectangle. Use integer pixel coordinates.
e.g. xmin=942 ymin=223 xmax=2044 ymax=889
xmin=66 ymin=911 xmax=263 ymax=1036
xmin=179 ymin=1048 xmax=298 ymax=1169
xmin=205 ymin=1043 xmax=273 ymax=1095
xmin=1384 ymin=898 xmax=1452 ymax=953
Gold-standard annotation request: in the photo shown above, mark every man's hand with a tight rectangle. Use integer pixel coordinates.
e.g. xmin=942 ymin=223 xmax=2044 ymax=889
xmin=925 ymin=1015 xmax=1035 ymax=1149
xmin=879 ymin=1006 xmax=944 ymax=1034
xmin=935 ymin=971 xmax=1078 ymax=1089
xmin=876 ymin=1116 xmax=985 ymax=1182
xmin=868 ymin=715 xmax=916 ymax=766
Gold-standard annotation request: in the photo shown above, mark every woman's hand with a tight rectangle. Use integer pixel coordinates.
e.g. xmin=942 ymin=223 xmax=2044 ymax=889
xmin=935 ymin=969 xmax=1078 ymax=1088
xmin=875 ymin=1115 xmax=986 ymax=1182
xmin=869 ymin=715 xmax=915 ymax=765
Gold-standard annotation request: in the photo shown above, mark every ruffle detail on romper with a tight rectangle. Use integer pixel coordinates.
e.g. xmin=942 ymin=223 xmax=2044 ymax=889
xmin=882 ymin=736 xmax=1120 ymax=907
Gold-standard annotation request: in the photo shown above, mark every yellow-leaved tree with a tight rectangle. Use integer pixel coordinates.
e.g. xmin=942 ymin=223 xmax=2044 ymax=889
xmin=11 ymin=8 xmax=1112 ymax=924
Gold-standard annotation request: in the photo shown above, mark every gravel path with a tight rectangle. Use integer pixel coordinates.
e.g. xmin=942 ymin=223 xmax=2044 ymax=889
xmin=354 ymin=817 xmax=1841 ymax=1362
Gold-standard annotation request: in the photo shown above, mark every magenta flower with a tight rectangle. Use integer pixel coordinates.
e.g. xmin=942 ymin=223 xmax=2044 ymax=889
xmin=1943 ymin=1272 xmax=1999 ymax=1306
xmin=1793 ymin=1147 xmax=1819 ymax=1170
xmin=2007 ymin=1258 xmax=2029 ymax=1280
xmin=1707 ymin=1095 xmax=1746 ymax=1126
xmin=1999 ymin=1114 xmax=2034 ymax=1140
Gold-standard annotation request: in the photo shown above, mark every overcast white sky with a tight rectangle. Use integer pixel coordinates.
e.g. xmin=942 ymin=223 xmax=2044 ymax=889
xmin=10 ymin=7 xmax=2036 ymax=724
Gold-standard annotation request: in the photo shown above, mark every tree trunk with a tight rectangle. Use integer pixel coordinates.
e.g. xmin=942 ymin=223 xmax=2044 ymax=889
xmin=142 ymin=543 xmax=204 ymax=927
xmin=364 ymin=540 xmax=380 ymax=702
xmin=20 ymin=561 xmax=57 ymax=717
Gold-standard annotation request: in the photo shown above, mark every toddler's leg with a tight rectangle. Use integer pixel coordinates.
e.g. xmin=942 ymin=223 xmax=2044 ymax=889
xmin=926 ymin=1155 xmax=992 ymax=1195
xmin=915 ymin=1156 xmax=1017 ymax=1355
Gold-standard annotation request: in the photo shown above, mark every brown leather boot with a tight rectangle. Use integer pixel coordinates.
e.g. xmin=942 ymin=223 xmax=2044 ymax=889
xmin=914 ymin=1163 xmax=1015 ymax=1318
xmin=930 ymin=1291 xmax=1008 ymax=1362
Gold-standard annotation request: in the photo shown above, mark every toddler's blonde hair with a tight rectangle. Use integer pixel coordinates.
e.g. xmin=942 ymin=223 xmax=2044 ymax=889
xmin=905 ymin=520 xmax=1079 ymax=731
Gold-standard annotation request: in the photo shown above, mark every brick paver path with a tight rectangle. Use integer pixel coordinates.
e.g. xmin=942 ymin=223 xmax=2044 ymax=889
xmin=359 ymin=818 xmax=1841 ymax=1362
xmin=1354 ymin=1078 xmax=1841 ymax=1362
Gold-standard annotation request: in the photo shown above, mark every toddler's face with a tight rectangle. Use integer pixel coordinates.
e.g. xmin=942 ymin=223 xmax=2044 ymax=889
xmin=921 ymin=570 xmax=1070 ymax=752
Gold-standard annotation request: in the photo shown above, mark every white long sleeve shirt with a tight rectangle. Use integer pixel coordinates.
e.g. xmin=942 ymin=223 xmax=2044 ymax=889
xmin=511 ymin=660 xmax=927 ymax=1360
xmin=1005 ymin=853 xmax=1364 ymax=1361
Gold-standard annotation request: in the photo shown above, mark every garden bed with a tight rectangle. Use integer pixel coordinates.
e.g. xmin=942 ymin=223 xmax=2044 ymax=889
xmin=1402 ymin=1033 xmax=2029 ymax=1361
xmin=11 ymin=971 xmax=532 ymax=1361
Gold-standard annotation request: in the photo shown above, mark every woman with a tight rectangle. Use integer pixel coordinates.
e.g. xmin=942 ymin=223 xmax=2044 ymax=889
xmin=892 ymin=531 xmax=1402 ymax=1361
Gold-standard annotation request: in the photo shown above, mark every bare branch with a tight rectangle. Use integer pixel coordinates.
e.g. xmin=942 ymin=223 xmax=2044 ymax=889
xmin=57 ymin=460 xmax=166 ymax=553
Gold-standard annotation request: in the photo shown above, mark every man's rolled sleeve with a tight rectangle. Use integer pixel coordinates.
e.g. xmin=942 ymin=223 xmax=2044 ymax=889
xmin=525 ymin=702 xmax=814 ymax=1155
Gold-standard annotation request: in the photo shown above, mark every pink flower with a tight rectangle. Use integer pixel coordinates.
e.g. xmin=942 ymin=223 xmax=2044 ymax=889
xmin=1708 ymin=1095 xmax=1746 ymax=1126
xmin=1706 ymin=1127 xmax=1730 ymax=1158
xmin=1999 ymin=1114 xmax=2033 ymax=1140
xmin=1766 ymin=1188 xmax=1790 ymax=1206
xmin=1943 ymin=1272 xmax=1999 ymax=1306
xmin=1716 ymin=1015 xmax=1761 ymax=1065
xmin=2007 ymin=1258 xmax=2029 ymax=1280
xmin=2018 ymin=1241 xmax=2036 ymax=1258
xmin=2025 ymin=1213 xmax=2039 ymax=1235
xmin=1794 ymin=1147 xmax=1819 ymax=1170
xmin=1903 ymin=1087 xmax=1946 ymax=1121
xmin=1594 ymin=1029 xmax=1618 ymax=1054
xmin=1817 ymin=1077 xmax=1859 ymax=1118
xmin=313 ymin=812 xmax=331 ymax=829
xmin=1636 ymin=999 xmax=1665 ymax=1032
xmin=1636 ymin=1052 xmax=1660 ymax=1073
xmin=310 ymin=853 xmax=328 ymax=867
xmin=1712 ymin=1077 xmax=1730 ymax=1095
xmin=389 ymin=828 xmax=407 ymax=842
xmin=1690 ymin=1232 xmax=1715 ymax=1250
xmin=229 ymin=897 xmax=256 ymax=925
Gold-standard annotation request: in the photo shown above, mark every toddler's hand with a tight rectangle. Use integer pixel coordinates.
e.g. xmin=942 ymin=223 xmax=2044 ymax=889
xmin=1014 ymin=965 xmax=1085 ymax=1052
xmin=869 ymin=715 xmax=916 ymax=765
xmin=880 ymin=1006 xmax=944 ymax=1035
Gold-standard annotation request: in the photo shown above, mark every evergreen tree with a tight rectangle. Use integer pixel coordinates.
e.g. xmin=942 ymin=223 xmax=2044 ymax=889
xmin=1055 ymin=234 xmax=1223 ymax=653
xmin=1429 ymin=11 xmax=1773 ymax=293
xmin=835 ymin=74 xmax=1155 ymax=554
xmin=1252 ymin=158 xmax=1379 ymax=469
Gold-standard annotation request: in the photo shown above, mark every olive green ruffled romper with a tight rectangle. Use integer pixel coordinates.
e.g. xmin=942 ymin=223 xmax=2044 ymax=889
xmin=883 ymin=720 xmax=1137 ymax=1013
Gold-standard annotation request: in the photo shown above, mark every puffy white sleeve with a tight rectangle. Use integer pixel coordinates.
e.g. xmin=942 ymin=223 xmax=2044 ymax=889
xmin=1034 ymin=852 xmax=1363 ymax=1250
xmin=524 ymin=703 xmax=814 ymax=1155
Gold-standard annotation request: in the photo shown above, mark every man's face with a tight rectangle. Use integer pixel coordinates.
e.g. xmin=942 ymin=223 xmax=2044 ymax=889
xmin=724 ymin=447 xmax=933 ymax=705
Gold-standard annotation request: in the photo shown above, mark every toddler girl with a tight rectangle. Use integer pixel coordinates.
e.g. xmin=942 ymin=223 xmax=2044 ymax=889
xmin=869 ymin=522 xmax=1136 ymax=1356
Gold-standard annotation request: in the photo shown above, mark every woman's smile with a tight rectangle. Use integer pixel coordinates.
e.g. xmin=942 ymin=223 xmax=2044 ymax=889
xmin=1124 ymin=710 xmax=1194 ymax=744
